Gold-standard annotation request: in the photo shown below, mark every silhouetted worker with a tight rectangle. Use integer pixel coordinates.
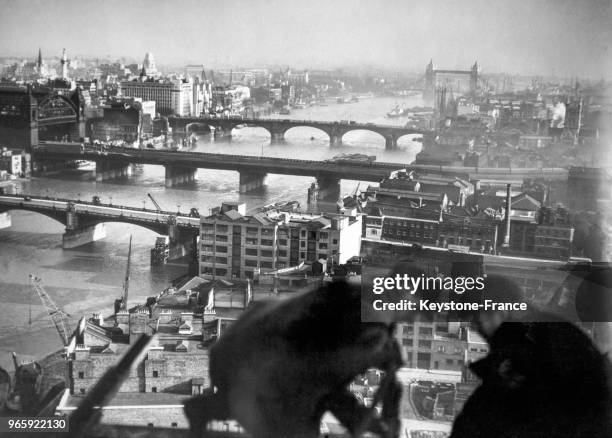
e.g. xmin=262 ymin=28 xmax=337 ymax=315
xmin=451 ymin=275 xmax=612 ymax=438
xmin=184 ymin=280 xmax=403 ymax=438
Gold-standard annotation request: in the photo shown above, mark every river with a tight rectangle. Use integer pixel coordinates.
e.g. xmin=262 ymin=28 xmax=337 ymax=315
xmin=0 ymin=95 xmax=425 ymax=370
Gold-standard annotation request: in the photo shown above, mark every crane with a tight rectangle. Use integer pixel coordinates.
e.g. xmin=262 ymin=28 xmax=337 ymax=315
xmin=117 ymin=236 xmax=132 ymax=311
xmin=147 ymin=193 xmax=163 ymax=211
xmin=29 ymin=275 xmax=72 ymax=346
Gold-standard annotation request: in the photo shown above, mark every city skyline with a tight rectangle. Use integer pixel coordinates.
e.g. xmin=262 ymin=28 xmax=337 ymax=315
xmin=0 ymin=0 xmax=610 ymax=79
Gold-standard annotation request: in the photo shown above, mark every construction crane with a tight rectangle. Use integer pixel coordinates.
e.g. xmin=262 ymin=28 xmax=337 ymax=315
xmin=117 ymin=235 xmax=132 ymax=311
xmin=29 ymin=275 xmax=72 ymax=346
xmin=147 ymin=193 xmax=163 ymax=212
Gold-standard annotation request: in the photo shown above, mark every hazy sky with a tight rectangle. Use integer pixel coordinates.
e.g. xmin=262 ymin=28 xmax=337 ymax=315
xmin=1 ymin=0 xmax=610 ymax=77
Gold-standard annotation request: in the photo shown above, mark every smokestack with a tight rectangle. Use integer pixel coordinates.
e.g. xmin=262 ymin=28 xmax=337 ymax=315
xmin=473 ymin=179 xmax=480 ymax=210
xmin=502 ymin=183 xmax=512 ymax=248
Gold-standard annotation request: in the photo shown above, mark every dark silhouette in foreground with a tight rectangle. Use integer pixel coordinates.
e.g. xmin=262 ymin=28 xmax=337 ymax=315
xmin=452 ymin=273 xmax=612 ymax=438
xmin=184 ymin=280 xmax=403 ymax=438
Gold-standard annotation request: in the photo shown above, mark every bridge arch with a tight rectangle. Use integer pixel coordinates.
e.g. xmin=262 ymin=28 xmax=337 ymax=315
xmin=0 ymin=207 xmax=67 ymax=229
xmin=340 ymin=128 xmax=387 ymax=147
xmin=282 ymin=125 xmax=332 ymax=143
xmin=185 ymin=122 xmax=213 ymax=136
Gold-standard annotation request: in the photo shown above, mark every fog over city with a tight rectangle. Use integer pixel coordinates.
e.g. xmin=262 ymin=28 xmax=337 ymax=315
xmin=1 ymin=0 xmax=611 ymax=77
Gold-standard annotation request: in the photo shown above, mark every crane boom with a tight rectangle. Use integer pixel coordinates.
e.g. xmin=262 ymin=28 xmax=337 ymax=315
xmin=29 ymin=275 xmax=72 ymax=346
xmin=121 ymin=236 xmax=132 ymax=311
xmin=147 ymin=193 xmax=162 ymax=211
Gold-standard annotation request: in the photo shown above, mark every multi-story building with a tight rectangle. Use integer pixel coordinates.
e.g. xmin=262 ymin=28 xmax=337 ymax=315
xmin=199 ymin=202 xmax=362 ymax=280
xmin=397 ymin=318 xmax=466 ymax=372
xmin=119 ymin=78 xmax=192 ymax=116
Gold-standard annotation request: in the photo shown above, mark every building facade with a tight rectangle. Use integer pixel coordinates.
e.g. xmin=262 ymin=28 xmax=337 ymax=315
xmin=199 ymin=202 xmax=362 ymax=280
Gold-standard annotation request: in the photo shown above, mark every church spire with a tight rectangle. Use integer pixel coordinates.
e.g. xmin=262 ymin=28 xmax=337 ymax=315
xmin=37 ymin=48 xmax=42 ymax=69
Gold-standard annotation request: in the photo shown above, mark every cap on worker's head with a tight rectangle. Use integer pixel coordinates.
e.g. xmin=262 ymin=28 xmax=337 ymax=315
xmin=576 ymin=267 xmax=612 ymax=322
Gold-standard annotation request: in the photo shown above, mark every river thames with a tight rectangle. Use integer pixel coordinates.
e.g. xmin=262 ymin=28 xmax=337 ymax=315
xmin=0 ymin=95 xmax=424 ymax=370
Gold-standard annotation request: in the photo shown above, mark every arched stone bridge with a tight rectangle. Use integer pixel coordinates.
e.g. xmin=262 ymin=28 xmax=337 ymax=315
xmin=168 ymin=116 xmax=431 ymax=150
xmin=0 ymin=195 xmax=198 ymax=258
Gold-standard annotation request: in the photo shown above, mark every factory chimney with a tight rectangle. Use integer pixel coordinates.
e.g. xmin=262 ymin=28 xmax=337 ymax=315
xmin=502 ymin=183 xmax=512 ymax=248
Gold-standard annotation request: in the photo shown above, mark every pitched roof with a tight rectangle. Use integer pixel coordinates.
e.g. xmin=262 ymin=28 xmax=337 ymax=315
xmin=511 ymin=193 xmax=541 ymax=210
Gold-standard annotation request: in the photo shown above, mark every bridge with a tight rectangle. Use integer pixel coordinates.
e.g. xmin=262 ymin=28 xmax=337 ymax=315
xmin=32 ymin=143 xmax=569 ymax=197
xmin=167 ymin=116 xmax=429 ymax=150
xmin=423 ymin=60 xmax=479 ymax=105
xmin=0 ymin=194 xmax=199 ymax=261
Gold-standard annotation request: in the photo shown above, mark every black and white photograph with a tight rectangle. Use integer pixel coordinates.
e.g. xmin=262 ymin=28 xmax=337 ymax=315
xmin=0 ymin=0 xmax=611 ymax=437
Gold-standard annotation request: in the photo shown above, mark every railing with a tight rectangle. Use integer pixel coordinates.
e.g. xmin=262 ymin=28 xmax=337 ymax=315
xmin=0 ymin=194 xmax=200 ymax=228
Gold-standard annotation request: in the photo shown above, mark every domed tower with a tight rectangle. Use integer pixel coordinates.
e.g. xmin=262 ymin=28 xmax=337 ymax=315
xmin=142 ymin=52 xmax=159 ymax=77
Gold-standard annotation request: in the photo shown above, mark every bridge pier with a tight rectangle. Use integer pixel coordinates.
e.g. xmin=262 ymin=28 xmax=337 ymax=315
xmin=94 ymin=161 xmax=131 ymax=182
xmin=213 ymin=127 xmax=231 ymax=140
xmin=315 ymin=176 xmax=341 ymax=202
xmin=62 ymin=223 xmax=107 ymax=249
xmin=270 ymin=131 xmax=285 ymax=143
xmin=330 ymin=134 xmax=343 ymax=146
xmin=239 ymin=171 xmax=267 ymax=193
xmin=385 ymin=135 xmax=398 ymax=150
xmin=165 ymin=166 xmax=197 ymax=188
xmin=0 ymin=212 xmax=11 ymax=229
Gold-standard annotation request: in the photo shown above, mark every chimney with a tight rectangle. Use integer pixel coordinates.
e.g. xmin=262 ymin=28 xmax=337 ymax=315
xmin=502 ymin=183 xmax=512 ymax=248
xmin=472 ymin=180 xmax=480 ymax=209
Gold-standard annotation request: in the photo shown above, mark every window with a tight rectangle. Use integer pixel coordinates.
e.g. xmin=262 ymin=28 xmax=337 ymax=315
xmin=418 ymin=340 xmax=432 ymax=349
xmin=260 ymin=239 xmax=273 ymax=247
xmin=215 ymin=268 xmax=227 ymax=276
xmin=245 ymin=238 xmax=258 ymax=245
xmin=446 ymin=359 xmax=454 ymax=365
xmin=319 ymin=232 xmax=328 ymax=240
xmin=153 ymin=371 xmax=159 ymax=378
xmin=300 ymin=230 xmax=306 ymax=238
xmin=245 ymin=260 xmax=258 ymax=267
xmin=215 ymin=257 xmax=228 ymax=264
xmin=215 ymin=245 xmax=228 ymax=253
xmin=402 ymin=338 xmax=412 ymax=346
xmin=300 ymin=241 xmax=306 ymax=248
xmin=437 ymin=345 xmax=445 ymax=353
xmin=419 ymin=327 xmax=433 ymax=336
xmin=319 ymin=243 xmax=328 ymax=250
xmin=278 ymin=239 xmax=288 ymax=246
xmin=246 ymin=227 xmax=259 ymax=234
xmin=245 ymin=248 xmax=258 ymax=256
xmin=215 ymin=235 xmax=228 ymax=242
xmin=261 ymin=250 xmax=273 ymax=258
xmin=78 ymin=371 xmax=84 ymax=378
xmin=300 ymin=252 xmax=306 ymax=259
xmin=278 ymin=250 xmax=287 ymax=257
xmin=260 ymin=261 xmax=273 ymax=269
xmin=332 ymin=239 xmax=338 ymax=245
xmin=216 ymin=224 xmax=228 ymax=233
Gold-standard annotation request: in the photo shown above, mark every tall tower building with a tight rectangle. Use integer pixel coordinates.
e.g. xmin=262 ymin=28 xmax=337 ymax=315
xmin=37 ymin=48 xmax=43 ymax=73
xmin=60 ymin=48 xmax=68 ymax=79
xmin=470 ymin=60 xmax=479 ymax=95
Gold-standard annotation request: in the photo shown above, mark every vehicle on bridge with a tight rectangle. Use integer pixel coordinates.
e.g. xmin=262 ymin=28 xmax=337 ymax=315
xmin=35 ymin=141 xmax=84 ymax=154
xmin=325 ymin=154 xmax=377 ymax=165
